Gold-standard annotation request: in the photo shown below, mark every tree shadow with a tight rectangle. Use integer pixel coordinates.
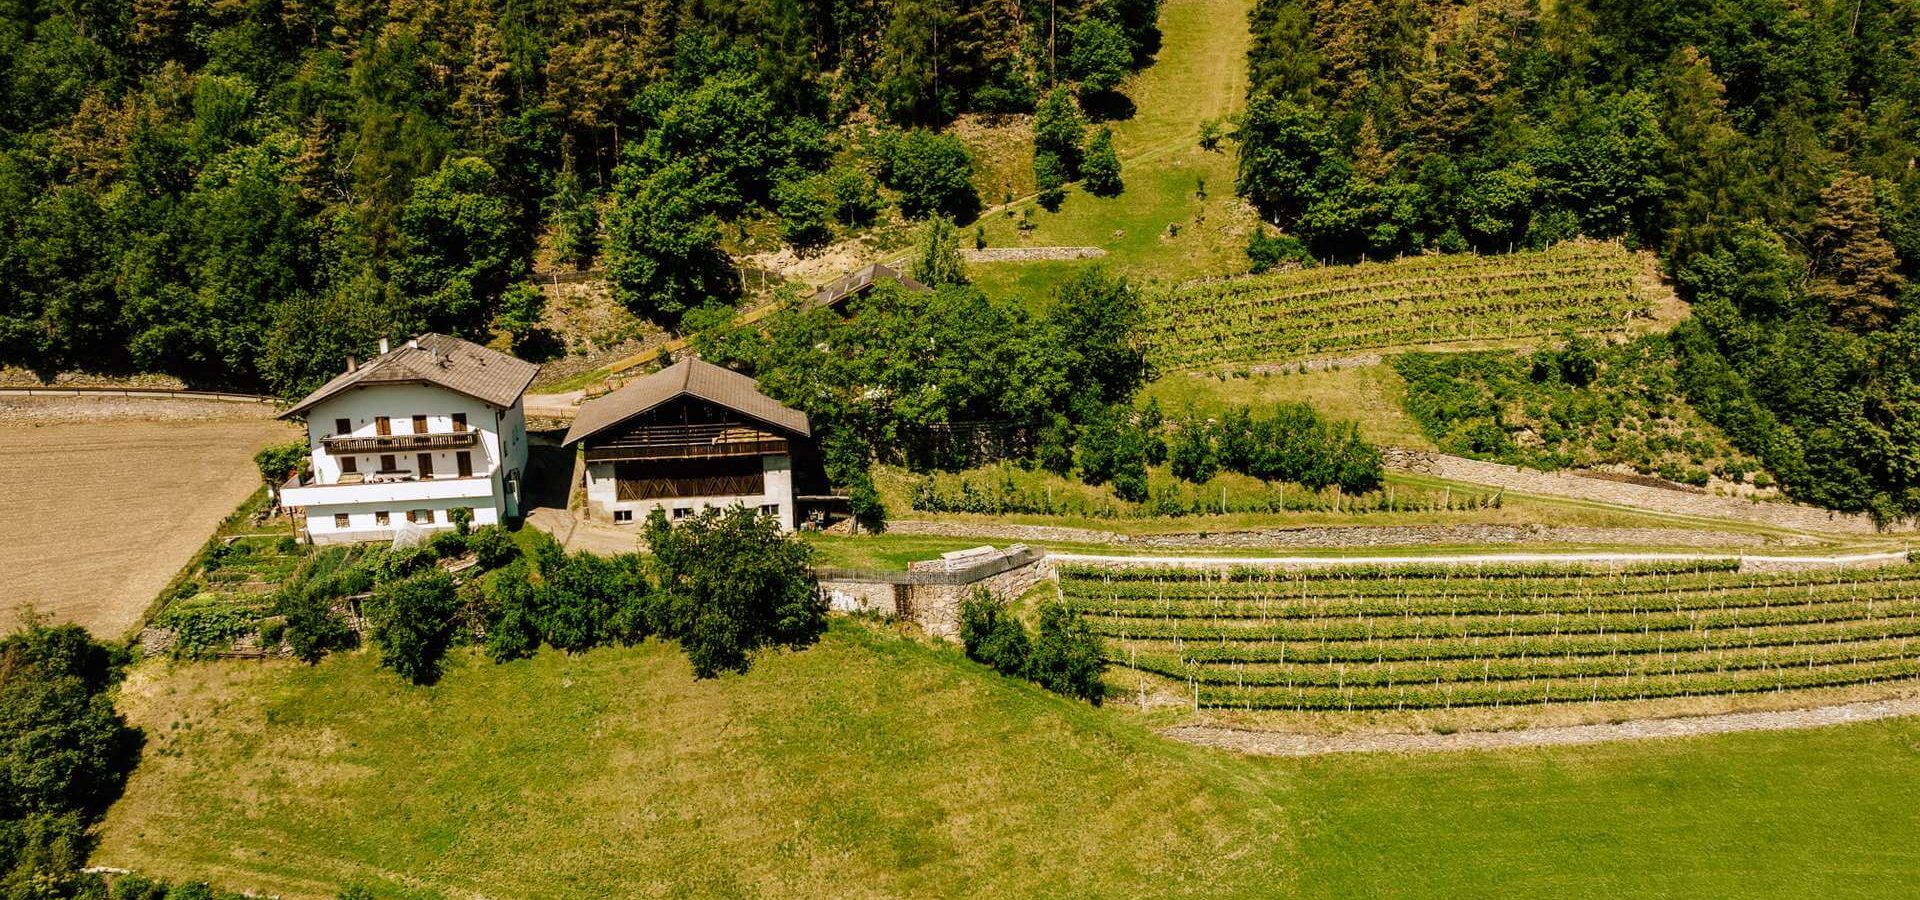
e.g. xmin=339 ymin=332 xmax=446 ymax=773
xmin=1080 ymin=91 xmax=1136 ymax=123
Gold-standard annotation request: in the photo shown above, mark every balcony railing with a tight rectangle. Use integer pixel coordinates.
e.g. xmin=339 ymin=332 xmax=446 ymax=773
xmin=323 ymin=430 xmax=479 ymax=453
xmin=281 ymin=471 xmax=498 ymax=506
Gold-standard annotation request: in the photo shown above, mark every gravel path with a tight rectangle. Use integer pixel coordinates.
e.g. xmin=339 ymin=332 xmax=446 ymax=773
xmin=1165 ymin=696 xmax=1920 ymax=756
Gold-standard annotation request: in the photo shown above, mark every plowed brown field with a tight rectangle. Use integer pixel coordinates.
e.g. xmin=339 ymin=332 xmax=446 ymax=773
xmin=0 ymin=396 xmax=296 ymax=636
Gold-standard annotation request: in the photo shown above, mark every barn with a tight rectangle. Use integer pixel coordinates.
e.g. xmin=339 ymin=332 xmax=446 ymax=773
xmin=563 ymin=358 xmax=825 ymax=530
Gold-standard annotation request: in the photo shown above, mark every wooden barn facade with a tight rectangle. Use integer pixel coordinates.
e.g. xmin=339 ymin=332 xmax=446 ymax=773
xmin=563 ymin=359 xmax=828 ymax=530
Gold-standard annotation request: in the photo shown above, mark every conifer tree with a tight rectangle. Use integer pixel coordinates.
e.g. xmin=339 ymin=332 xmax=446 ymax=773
xmin=1811 ymin=171 xmax=1906 ymax=332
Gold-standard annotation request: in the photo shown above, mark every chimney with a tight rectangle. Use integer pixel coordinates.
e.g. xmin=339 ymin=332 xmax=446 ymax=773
xmin=346 ymin=355 xmax=358 ymax=373
xmin=407 ymin=338 xmax=420 ymax=350
xmin=378 ymin=337 xmax=390 ymax=355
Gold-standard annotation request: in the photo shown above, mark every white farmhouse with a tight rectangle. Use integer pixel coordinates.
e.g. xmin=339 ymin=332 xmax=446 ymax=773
xmin=279 ymin=334 xmax=540 ymax=544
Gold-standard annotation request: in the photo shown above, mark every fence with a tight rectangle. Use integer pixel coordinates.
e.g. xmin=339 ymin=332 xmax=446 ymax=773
xmin=0 ymin=385 xmax=275 ymax=403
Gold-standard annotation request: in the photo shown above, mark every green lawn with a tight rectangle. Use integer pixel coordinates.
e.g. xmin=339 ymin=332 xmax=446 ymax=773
xmin=1142 ymin=363 xmax=1437 ymax=450
xmin=97 ymin=622 xmax=1920 ymax=898
xmin=969 ymin=0 xmax=1259 ymax=296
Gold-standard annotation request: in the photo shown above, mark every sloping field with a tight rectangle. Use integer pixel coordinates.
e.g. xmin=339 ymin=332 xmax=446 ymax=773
xmin=1141 ymin=241 xmax=1647 ymax=371
xmin=96 ymin=621 xmax=1920 ymax=898
xmin=1068 ymin=560 xmax=1920 ymax=710
xmin=0 ymin=397 xmax=295 ymax=635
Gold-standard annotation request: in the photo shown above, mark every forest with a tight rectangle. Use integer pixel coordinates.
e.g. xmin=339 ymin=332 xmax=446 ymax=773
xmin=0 ymin=0 xmax=1160 ymax=395
xmin=1235 ymin=0 xmax=1920 ymax=519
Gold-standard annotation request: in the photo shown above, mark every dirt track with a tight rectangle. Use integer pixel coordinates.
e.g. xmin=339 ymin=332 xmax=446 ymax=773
xmin=0 ymin=396 xmax=296 ymax=636
xmin=1165 ymin=695 xmax=1920 ymax=756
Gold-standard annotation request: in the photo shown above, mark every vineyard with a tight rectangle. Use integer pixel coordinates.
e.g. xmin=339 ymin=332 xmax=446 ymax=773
xmin=1139 ymin=241 xmax=1648 ymax=370
xmin=1062 ymin=560 xmax=1920 ymax=710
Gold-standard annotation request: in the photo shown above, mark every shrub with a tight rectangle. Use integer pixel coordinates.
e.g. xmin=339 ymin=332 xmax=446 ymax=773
xmin=1026 ymin=601 xmax=1106 ymax=704
xmin=1246 ymin=229 xmax=1313 ymax=273
xmin=278 ymin=587 xmax=355 ymax=664
xmin=1198 ymin=117 xmax=1223 ymax=151
xmin=467 ymin=524 xmax=516 ymax=569
xmin=774 ymin=175 xmax=834 ymax=255
xmin=1075 ymin=411 xmax=1150 ymax=502
xmin=1082 ymin=127 xmax=1123 ymax=197
xmin=958 ymin=590 xmax=1031 ymax=676
xmin=255 ymin=440 xmax=308 ymax=493
xmin=909 ymin=216 xmax=970 ymax=287
xmin=1035 ymin=151 xmax=1068 ymax=211
xmin=486 ymin=566 xmax=543 ymax=662
xmin=1169 ymin=417 xmax=1219 ymax=483
xmin=540 ymin=551 xmax=649 ymax=653
xmin=449 ymin=505 xmax=473 ymax=536
xmin=827 ymin=164 xmax=884 ymax=227
xmin=429 ymin=529 xmax=469 ymax=560
xmin=645 ymin=506 xmax=825 ymax=677
xmin=1 ymin=621 xmax=139 ymax=894
xmin=363 ymin=570 xmax=458 ymax=684
xmin=887 ymin=129 xmax=979 ymax=220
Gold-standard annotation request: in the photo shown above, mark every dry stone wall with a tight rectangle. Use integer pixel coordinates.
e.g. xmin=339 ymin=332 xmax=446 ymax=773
xmin=1384 ymin=448 xmax=1903 ymax=535
xmin=819 ymin=546 xmax=1050 ymax=639
xmin=882 ymin=519 xmax=1817 ymax=549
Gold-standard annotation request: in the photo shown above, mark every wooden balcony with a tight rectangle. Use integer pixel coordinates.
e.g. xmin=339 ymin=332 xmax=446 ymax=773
xmin=584 ymin=423 xmax=789 ymax=462
xmin=322 ymin=430 xmax=479 ymax=453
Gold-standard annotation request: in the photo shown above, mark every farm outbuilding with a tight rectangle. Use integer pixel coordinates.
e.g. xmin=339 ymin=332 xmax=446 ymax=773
xmin=564 ymin=359 xmax=832 ymax=530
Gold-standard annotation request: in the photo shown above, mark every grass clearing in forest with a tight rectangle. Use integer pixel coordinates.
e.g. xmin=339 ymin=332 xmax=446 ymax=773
xmin=966 ymin=0 xmax=1261 ymax=294
xmin=1141 ymin=364 xmax=1437 ymax=450
xmin=95 ymin=619 xmax=1920 ymax=898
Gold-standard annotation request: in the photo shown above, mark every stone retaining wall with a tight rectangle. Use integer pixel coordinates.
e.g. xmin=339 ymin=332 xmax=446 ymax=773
xmin=882 ymin=519 xmax=1817 ymax=549
xmin=1384 ymin=448 xmax=1902 ymax=535
xmin=819 ymin=546 xmax=1050 ymax=639
xmin=962 ymin=247 xmax=1107 ymax=262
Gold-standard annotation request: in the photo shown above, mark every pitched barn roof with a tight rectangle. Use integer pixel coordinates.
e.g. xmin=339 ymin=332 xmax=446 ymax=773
xmin=281 ymin=333 xmax=540 ymax=418
xmin=564 ymin=358 xmax=811 ymax=445
xmin=809 ymin=262 xmax=930 ymax=311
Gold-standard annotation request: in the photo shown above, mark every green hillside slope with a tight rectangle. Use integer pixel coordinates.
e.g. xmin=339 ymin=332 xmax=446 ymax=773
xmin=97 ymin=621 xmax=1920 ymax=898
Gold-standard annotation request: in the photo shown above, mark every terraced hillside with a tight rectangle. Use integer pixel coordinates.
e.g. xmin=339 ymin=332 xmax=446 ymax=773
xmin=1140 ymin=240 xmax=1646 ymax=371
xmin=1064 ymin=561 xmax=1920 ymax=710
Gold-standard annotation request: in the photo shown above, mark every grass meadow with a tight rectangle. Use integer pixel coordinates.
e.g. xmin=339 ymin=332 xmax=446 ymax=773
xmin=95 ymin=620 xmax=1920 ymax=898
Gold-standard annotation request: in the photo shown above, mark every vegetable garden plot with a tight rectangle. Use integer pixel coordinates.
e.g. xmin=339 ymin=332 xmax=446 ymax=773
xmin=1140 ymin=241 xmax=1646 ymax=370
xmin=1065 ymin=563 xmax=1920 ymax=709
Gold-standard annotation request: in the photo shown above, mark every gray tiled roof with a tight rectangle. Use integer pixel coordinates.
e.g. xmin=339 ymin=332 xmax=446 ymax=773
xmin=281 ymin=333 xmax=540 ymax=418
xmin=809 ymin=262 xmax=930 ymax=311
xmin=563 ymin=358 xmax=811 ymax=445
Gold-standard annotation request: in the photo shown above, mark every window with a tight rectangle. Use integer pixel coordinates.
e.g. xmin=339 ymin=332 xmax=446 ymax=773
xmin=334 ymin=417 xmax=351 ymax=436
xmin=380 ymin=454 xmax=397 ymax=472
xmin=456 ymin=451 xmax=472 ymax=477
xmin=417 ymin=453 xmax=434 ymax=477
xmin=334 ymin=513 xmax=350 ymax=529
xmin=452 ymin=412 xmax=467 ymax=433
xmin=672 ymin=507 xmax=692 ymax=520
xmin=613 ymin=509 xmax=634 ymax=523
xmin=412 ymin=414 xmax=427 ymax=434
xmin=375 ymin=511 xmax=390 ymax=526
xmin=375 ymin=416 xmax=391 ymax=436
xmin=341 ymin=456 xmax=357 ymax=474
xmin=413 ymin=509 xmax=436 ymax=524
xmin=759 ymin=504 xmax=780 ymax=518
